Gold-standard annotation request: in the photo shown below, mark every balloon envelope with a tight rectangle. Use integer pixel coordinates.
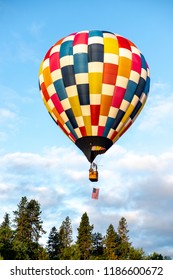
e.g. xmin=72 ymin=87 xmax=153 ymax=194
xmin=39 ymin=30 xmax=150 ymax=162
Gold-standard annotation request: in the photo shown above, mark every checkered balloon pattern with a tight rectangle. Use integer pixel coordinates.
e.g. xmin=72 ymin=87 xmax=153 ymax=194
xmin=39 ymin=30 xmax=150 ymax=162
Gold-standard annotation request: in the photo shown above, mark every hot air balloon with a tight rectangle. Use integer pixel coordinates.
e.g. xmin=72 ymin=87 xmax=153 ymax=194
xmin=38 ymin=30 xmax=150 ymax=182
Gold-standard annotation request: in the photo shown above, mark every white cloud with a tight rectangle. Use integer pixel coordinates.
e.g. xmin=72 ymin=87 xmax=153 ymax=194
xmin=0 ymin=108 xmax=16 ymax=121
xmin=151 ymin=82 xmax=170 ymax=92
xmin=138 ymin=82 xmax=173 ymax=131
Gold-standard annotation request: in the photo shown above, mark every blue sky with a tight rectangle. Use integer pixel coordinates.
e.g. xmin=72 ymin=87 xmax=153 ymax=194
xmin=0 ymin=0 xmax=173 ymax=258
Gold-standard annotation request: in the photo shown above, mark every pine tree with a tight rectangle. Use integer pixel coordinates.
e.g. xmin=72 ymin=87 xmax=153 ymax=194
xmin=76 ymin=212 xmax=93 ymax=260
xmin=26 ymin=199 xmax=46 ymax=242
xmin=59 ymin=216 xmax=73 ymax=259
xmin=59 ymin=216 xmax=73 ymax=248
xmin=13 ymin=196 xmax=46 ymax=259
xmin=91 ymin=232 xmax=104 ymax=259
xmin=47 ymin=226 xmax=61 ymax=260
xmin=0 ymin=213 xmax=14 ymax=259
xmin=104 ymin=224 xmax=121 ymax=259
xmin=117 ymin=217 xmax=131 ymax=259
xmin=118 ymin=217 xmax=129 ymax=243
xmin=13 ymin=197 xmax=29 ymax=243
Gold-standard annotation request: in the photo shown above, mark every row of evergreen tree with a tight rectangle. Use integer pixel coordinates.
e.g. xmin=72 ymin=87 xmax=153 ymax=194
xmin=0 ymin=197 xmax=171 ymax=260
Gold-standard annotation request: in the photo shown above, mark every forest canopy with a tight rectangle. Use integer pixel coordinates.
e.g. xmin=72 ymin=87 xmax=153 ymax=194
xmin=0 ymin=197 xmax=171 ymax=260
